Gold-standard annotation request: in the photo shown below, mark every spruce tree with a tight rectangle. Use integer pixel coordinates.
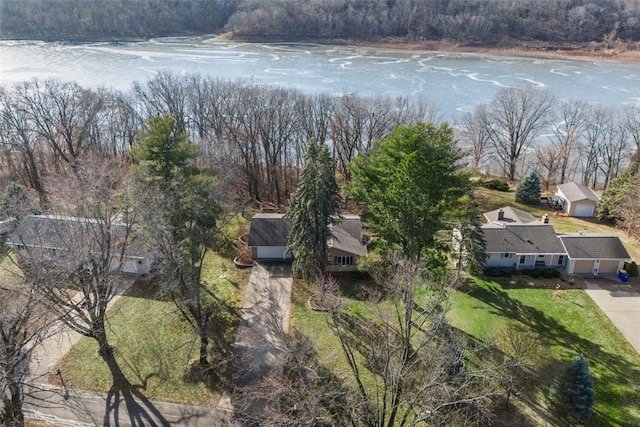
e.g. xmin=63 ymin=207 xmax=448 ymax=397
xmin=286 ymin=141 xmax=341 ymax=280
xmin=552 ymin=355 xmax=595 ymax=425
xmin=1 ymin=183 xmax=42 ymax=219
xmin=515 ymin=172 xmax=541 ymax=205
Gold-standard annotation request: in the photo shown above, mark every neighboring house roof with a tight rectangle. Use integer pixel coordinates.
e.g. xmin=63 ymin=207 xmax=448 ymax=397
xmin=248 ymin=213 xmax=367 ymax=256
xmin=556 ymin=182 xmax=599 ymax=203
xmin=484 ymin=206 xmax=538 ymax=225
xmin=482 ymin=224 xmax=566 ymax=254
xmin=559 ymin=234 xmax=631 ymax=260
xmin=247 ymin=214 xmax=291 ymax=247
xmin=329 ymin=223 xmax=367 ymax=255
xmin=6 ymin=215 xmax=148 ymax=259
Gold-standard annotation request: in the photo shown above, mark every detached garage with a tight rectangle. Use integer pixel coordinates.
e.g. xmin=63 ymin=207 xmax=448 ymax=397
xmin=560 ymin=234 xmax=630 ymax=275
xmin=555 ymin=182 xmax=599 ymax=218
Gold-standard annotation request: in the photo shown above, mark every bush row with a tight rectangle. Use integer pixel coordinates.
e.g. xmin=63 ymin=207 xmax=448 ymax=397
xmin=483 ymin=266 xmax=562 ymax=279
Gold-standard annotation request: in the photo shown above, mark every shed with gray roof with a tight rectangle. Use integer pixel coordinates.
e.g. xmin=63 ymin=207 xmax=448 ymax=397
xmin=555 ymin=182 xmax=599 ymax=217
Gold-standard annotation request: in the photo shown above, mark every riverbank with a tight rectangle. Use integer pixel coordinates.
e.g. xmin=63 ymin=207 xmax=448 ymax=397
xmin=212 ymin=32 xmax=640 ymax=63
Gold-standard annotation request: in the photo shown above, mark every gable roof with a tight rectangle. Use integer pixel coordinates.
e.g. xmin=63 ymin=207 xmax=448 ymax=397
xmin=559 ymin=234 xmax=630 ymax=260
xmin=484 ymin=206 xmax=538 ymax=225
xmin=247 ymin=213 xmax=292 ymax=247
xmin=556 ymin=182 xmax=599 ymax=203
xmin=482 ymin=224 xmax=566 ymax=254
xmin=329 ymin=223 xmax=367 ymax=255
xmin=248 ymin=213 xmax=367 ymax=256
xmin=6 ymin=215 xmax=148 ymax=258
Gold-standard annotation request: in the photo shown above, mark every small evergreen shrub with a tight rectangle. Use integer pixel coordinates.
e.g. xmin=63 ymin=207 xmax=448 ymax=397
xmin=515 ymin=172 xmax=541 ymax=205
xmin=624 ymin=261 xmax=639 ymax=277
xmin=550 ymin=355 xmax=595 ymax=425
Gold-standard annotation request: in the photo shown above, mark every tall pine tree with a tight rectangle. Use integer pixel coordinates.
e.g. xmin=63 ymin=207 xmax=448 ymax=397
xmin=286 ymin=141 xmax=341 ymax=280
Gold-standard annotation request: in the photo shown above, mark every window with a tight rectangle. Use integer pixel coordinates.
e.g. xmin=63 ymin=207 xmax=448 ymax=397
xmin=538 ymin=254 xmax=544 ymax=258
xmin=503 ymin=253 xmax=510 ymax=258
xmin=557 ymin=255 xmax=564 ymax=265
xmin=519 ymin=255 xmax=526 ymax=264
xmin=334 ymin=256 xmax=353 ymax=266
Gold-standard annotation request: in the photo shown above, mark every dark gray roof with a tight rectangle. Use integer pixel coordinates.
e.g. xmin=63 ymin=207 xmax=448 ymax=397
xmin=6 ymin=215 xmax=148 ymax=258
xmin=482 ymin=224 xmax=566 ymax=254
xmin=248 ymin=213 xmax=367 ymax=256
xmin=329 ymin=224 xmax=367 ymax=255
xmin=247 ymin=214 xmax=291 ymax=247
xmin=559 ymin=235 xmax=630 ymax=260
xmin=556 ymin=182 xmax=599 ymax=203
xmin=484 ymin=206 xmax=538 ymax=225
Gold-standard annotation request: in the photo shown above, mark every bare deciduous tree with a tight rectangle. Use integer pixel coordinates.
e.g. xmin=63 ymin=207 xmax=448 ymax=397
xmin=549 ymin=100 xmax=589 ymax=185
xmin=484 ymin=86 xmax=555 ymax=181
xmin=0 ymin=263 xmax=54 ymax=427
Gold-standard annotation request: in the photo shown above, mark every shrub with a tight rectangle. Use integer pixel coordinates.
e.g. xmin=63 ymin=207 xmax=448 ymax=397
xmin=542 ymin=268 xmax=562 ymax=279
xmin=483 ymin=267 xmax=513 ymax=277
xmin=480 ymin=179 xmax=510 ymax=192
xmin=624 ymin=261 xmax=639 ymax=277
xmin=529 ymin=268 xmax=542 ymax=278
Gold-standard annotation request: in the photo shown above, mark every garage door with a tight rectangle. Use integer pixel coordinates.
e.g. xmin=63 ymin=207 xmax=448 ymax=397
xmin=572 ymin=260 xmax=594 ymax=274
xmin=573 ymin=202 xmax=595 ymax=217
xmin=256 ymin=246 xmax=288 ymax=259
xmin=599 ymin=260 xmax=620 ymax=274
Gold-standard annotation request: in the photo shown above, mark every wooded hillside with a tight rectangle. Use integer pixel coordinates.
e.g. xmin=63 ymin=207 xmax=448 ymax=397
xmin=1 ymin=0 xmax=640 ymax=49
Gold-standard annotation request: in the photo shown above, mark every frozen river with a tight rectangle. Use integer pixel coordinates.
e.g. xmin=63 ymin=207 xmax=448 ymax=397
xmin=2 ymin=36 xmax=640 ymax=120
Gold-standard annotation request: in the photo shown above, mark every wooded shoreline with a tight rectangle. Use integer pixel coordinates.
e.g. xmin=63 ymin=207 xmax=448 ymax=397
xmin=212 ymin=32 xmax=640 ymax=63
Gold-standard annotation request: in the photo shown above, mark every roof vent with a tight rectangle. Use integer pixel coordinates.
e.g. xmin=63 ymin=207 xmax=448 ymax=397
xmin=542 ymin=214 xmax=549 ymax=224
xmin=497 ymin=209 xmax=505 ymax=220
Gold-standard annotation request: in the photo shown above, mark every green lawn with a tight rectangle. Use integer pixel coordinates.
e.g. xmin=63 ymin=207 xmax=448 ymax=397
xmin=54 ymin=250 xmax=247 ymax=407
xmin=450 ymin=278 xmax=640 ymax=426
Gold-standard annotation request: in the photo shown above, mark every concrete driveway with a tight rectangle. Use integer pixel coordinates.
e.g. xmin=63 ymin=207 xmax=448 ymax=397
xmin=583 ymin=279 xmax=640 ymax=355
xmin=222 ymin=262 xmax=293 ymax=417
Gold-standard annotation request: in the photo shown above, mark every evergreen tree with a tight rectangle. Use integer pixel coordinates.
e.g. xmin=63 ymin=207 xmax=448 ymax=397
xmin=452 ymin=195 xmax=486 ymax=277
xmin=552 ymin=355 xmax=595 ymax=425
xmin=596 ymin=165 xmax=640 ymax=222
xmin=515 ymin=172 xmax=541 ymax=205
xmin=286 ymin=141 xmax=341 ymax=280
xmin=133 ymin=115 xmax=221 ymax=366
xmin=1 ymin=183 xmax=41 ymax=219
xmin=348 ymin=122 xmax=470 ymax=262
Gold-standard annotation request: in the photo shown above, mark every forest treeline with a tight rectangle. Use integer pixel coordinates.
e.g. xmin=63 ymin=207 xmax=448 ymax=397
xmin=1 ymin=74 xmax=638 ymax=209
xmin=1 ymin=0 xmax=640 ymax=48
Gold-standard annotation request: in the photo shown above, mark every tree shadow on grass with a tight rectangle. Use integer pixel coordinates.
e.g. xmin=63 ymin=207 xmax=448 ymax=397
xmin=466 ymin=279 xmax=640 ymax=426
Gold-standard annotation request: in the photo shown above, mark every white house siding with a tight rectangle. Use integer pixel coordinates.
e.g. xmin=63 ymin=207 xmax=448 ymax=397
xmin=487 ymin=252 xmax=515 ymax=268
